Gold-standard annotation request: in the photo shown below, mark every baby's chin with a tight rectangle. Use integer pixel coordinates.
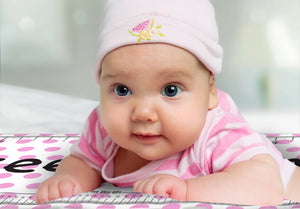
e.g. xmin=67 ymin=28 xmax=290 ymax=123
xmin=134 ymin=149 xmax=180 ymax=162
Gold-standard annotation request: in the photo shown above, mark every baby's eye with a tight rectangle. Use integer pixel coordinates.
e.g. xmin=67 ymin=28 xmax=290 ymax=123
xmin=161 ymin=85 xmax=182 ymax=97
xmin=114 ymin=85 xmax=131 ymax=96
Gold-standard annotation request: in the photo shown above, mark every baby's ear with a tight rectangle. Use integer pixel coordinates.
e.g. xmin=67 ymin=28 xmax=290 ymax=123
xmin=208 ymin=74 xmax=218 ymax=110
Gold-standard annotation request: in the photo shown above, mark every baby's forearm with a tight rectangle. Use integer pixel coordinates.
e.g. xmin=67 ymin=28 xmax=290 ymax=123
xmin=185 ymin=172 xmax=265 ymax=205
xmin=185 ymin=155 xmax=284 ymax=206
xmin=55 ymin=155 xmax=102 ymax=192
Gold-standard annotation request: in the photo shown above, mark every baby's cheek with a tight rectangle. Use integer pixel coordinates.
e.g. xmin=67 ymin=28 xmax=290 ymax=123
xmin=101 ymin=109 xmax=129 ymax=142
xmin=169 ymin=112 xmax=206 ymax=147
xmin=99 ymin=109 xmax=117 ymax=135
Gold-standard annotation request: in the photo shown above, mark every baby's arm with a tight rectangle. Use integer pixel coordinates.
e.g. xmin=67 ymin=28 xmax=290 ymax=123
xmin=35 ymin=155 xmax=102 ymax=204
xmin=283 ymin=166 xmax=300 ymax=202
xmin=134 ymin=154 xmax=284 ymax=205
xmin=186 ymin=154 xmax=284 ymax=205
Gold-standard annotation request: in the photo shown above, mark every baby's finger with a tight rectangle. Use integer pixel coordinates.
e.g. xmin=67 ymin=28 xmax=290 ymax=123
xmin=133 ymin=179 xmax=143 ymax=192
xmin=141 ymin=176 xmax=161 ymax=195
xmin=156 ymin=178 xmax=186 ymax=201
xmin=35 ymin=183 xmax=49 ymax=204
xmin=133 ymin=178 xmax=151 ymax=194
xmin=73 ymin=182 xmax=83 ymax=195
xmin=59 ymin=180 xmax=75 ymax=198
xmin=48 ymin=181 xmax=61 ymax=202
xmin=152 ymin=180 xmax=170 ymax=198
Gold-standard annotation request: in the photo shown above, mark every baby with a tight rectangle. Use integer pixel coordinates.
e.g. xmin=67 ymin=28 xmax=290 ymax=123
xmin=35 ymin=0 xmax=300 ymax=206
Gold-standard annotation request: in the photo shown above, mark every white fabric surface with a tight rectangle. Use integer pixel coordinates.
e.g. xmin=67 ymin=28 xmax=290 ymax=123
xmin=0 ymin=84 xmax=98 ymax=134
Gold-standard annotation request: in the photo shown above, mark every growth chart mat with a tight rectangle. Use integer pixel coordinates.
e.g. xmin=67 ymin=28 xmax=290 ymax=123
xmin=0 ymin=134 xmax=300 ymax=209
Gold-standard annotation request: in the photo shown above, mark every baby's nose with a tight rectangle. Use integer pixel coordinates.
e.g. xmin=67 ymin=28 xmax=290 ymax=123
xmin=131 ymin=99 xmax=158 ymax=123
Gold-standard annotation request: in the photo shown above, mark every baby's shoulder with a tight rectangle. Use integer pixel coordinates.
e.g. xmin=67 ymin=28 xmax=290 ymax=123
xmin=206 ymin=91 xmax=247 ymax=138
xmin=216 ymin=89 xmax=240 ymax=115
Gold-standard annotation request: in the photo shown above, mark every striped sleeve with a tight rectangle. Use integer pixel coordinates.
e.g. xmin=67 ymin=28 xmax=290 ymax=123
xmin=70 ymin=107 xmax=110 ymax=172
xmin=205 ymin=90 xmax=277 ymax=173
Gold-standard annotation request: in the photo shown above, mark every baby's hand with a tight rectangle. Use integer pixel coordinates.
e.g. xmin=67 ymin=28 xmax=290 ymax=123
xmin=35 ymin=174 xmax=83 ymax=204
xmin=133 ymin=174 xmax=187 ymax=201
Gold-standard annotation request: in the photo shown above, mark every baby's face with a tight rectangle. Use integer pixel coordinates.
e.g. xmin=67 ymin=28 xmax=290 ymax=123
xmin=99 ymin=44 xmax=218 ymax=161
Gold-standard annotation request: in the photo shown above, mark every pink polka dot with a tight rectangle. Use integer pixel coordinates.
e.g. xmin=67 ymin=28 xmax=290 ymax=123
xmin=0 ymin=147 xmax=7 ymax=151
xmin=97 ymin=205 xmax=115 ymax=209
xmin=91 ymin=193 xmax=110 ymax=199
xmin=17 ymin=139 xmax=32 ymax=144
xmin=292 ymin=205 xmax=300 ymax=208
xmin=65 ymin=134 xmax=80 ymax=137
xmin=0 ymin=155 xmax=8 ymax=159
xmin=227 ymin=206 xmax=244 ymax=209
xmin=266 ymin=134 xmax=280 ymax=137
xmin=65 ymin=204 xmax=82 ymax=208
xmin=0 ymin=173 xmax=12 ymax=179
xmin=69 ymin=140 xmax=77 ymax=144
xmin=0 ymin=183 xmax=14 ymax=189
xmin=130 ymin=204 xmax=149 ymax=208
xmin=286 ymin=147 xmax=300 ymax=152
xmin=14 ymin=134 xmax=28 ymax=137
xmin=45 ymin=147 xmax=61 ymax=152
xmin=40 ymin=134 xmax=54 ymax=136
xmin=19 ymin=155 xmax=36 ymax=159
xmin=195 ymin=203 xmax=213 ymax=209
xmin=0 ymin=193 xmax=17 ymax=199
xmin=17 ymin=147 xmax=34 ymax=152
xmin=28 ymin=195 xmax=35 ymax=200
xmin=293 ymin=134 xmax=300 ymax=137
xmin=32 ymin=205 xmax=52 ymax=209
xmin=155 ymin=195 xmax=166 ymax=199
xmin=276 ymin=139 xmax=291 ymax=144
xmin=47 ymin=155 xmax=64 ymax=160
xmin=43 ymin=139 xmax=58 ymax=144
xmin=24 ymin=173 xmax=42 ymax=179
xmin=26 ymin=183 xmax=40 ymax=189
xmin=22 ymin=165 xmax=39 ymax=169
xmin=259 ymin=206 xmax=277 ymax=209
xmin=0 ymin=164 xmax=8 ymax=169
xmin=0 ymin=205 xmax=19 ymax=209
xmin=162 ymin=203 xmax=181 ymax=209
xmin=125 ymin=193 xmax=142 ymax=199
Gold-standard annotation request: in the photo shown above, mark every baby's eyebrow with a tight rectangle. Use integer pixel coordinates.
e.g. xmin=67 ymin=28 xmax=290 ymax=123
xmin=158 ymin=70 xmax=193 ymax=79
xmin=101 ymin=73 xmax=117 ymax=81
xmin=100 ymin=68 xmax=194 ymax=82
xmin=100 ymin=71 xmax=127 ymax=81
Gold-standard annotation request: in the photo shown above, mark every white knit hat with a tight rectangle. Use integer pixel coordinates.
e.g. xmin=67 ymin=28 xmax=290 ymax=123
xmin=95 ymin=0 xmax=223 ymax=82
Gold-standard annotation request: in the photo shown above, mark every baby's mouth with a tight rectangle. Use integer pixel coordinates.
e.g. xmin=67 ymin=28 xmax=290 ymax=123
xmin=133 ymin=133 xmax=162 ymax=144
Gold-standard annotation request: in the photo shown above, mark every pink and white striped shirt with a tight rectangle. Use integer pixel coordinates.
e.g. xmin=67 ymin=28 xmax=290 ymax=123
xmin=70 ymin=90 xmax=295 ymax=189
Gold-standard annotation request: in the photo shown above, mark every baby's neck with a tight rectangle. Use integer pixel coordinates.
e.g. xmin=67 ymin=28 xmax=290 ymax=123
xmin=114 ymin=148 xmax=150 ymax=177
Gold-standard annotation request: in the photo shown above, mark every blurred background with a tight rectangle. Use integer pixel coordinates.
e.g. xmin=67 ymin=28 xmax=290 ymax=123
xmin=0 ymin=0 xmax=299 ymax=133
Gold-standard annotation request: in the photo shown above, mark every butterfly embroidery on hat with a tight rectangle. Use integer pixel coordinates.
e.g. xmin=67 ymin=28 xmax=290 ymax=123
xmin=129 ymin=18 xmax=164 ymax=43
